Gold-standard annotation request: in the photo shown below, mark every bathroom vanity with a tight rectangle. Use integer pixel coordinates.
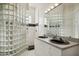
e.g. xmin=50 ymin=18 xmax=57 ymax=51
xmin=35 ymin=37 xmax=79 ymax=56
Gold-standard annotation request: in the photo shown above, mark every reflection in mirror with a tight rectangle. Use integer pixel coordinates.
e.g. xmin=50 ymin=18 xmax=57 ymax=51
xmin=44 ymin=3 xmax=79 ymax=38
xmin=44 ymin=4 xmax=64 ymax=37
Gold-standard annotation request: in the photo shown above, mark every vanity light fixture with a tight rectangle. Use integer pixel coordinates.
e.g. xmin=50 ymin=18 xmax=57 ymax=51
xmin=54 ymin=3 xmax=59 ymax=6
xmin=44 ymin=3 xmax=60 ymax=13
xmin=44 ymin=8 xmax=51 ymax=13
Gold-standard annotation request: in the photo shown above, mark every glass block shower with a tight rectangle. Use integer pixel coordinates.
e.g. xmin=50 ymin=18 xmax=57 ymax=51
xmin=0 ymin=3 xmax=27 ymax=56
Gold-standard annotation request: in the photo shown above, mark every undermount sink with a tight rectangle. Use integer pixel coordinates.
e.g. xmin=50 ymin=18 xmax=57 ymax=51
xmin=50 ymin=39 xmax=70 ymax=45
xmin=38 ymin=36 xmax=48 ymax=38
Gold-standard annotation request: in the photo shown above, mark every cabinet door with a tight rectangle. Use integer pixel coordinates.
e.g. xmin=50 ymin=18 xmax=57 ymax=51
xmin=62 ymin=45 xmax=79 ymax=56
xmin=35 ymin=39 xmax=50 ymax=56
xmin=50 ymin=45 xmax=62 ymax=56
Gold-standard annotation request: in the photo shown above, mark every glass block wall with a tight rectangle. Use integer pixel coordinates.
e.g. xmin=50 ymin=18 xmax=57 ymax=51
xmin=0 ymin=3 xmax=27 ymax=56
xmin=45 ymin=4 xmax=64 ymax=36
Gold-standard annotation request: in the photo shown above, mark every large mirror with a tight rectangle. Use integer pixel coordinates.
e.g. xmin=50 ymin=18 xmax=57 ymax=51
xmin=44 ymin=3 xmax=79 ymax=38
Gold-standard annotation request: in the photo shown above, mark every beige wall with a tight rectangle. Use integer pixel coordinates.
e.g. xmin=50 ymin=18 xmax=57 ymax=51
xmin=63 ymin=3 xmax=79 ymax=38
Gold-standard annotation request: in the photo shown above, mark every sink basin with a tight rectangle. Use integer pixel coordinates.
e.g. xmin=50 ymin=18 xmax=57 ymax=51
xmin=50 ymin=39 xmax=70 ymax=45
xmin=38 ymin=36 xmax=48 ymax=38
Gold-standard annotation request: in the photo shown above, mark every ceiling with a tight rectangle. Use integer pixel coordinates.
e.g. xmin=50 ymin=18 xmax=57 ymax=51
xmin=29 ymin=3 xmax=55 ymax=10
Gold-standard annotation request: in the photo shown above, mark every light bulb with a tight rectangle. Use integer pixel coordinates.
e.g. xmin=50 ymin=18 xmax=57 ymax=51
xmin=45 ymin=11 xmax=48 ymax=13
xmin=47 ymin=8 xmax=51 ymax=11
xmin=29 ymin=16 xmax=31 ymax=18
xmin=50 ymin=6 xmax=54 ymax=9
xmin=26 ymin=18 xmax=29 ymax=19
xmin=54 ymin=3 xmax=59 ymax=6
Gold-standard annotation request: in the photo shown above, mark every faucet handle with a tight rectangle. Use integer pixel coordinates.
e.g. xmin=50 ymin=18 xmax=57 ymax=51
xmin=69 ymin=36 xmax=72 ymax=38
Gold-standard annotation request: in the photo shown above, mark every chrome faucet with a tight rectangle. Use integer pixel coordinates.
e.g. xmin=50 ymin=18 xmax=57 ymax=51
xmin=59 ymin=37 xmax=64 ymax=42
xmin=53 ymin=34 xmax=57 ymax=39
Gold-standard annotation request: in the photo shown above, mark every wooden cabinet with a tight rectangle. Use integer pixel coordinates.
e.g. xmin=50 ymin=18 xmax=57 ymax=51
xmin=35 ymin=39 xmax=61 ymax=56
xmin=35 ymin=38 xmax=79 ymax=56
xmin=62 ymin=45 xmax=78 ymax=56
xmin=50 ymin=46 xmax=62 ymax=56
xmin=35 ymin=39 xmax=50 ymax=56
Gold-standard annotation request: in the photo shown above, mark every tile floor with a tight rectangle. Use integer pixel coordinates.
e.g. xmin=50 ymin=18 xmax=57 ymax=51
xmin=20 ymin=50 xmax=35 ymax=56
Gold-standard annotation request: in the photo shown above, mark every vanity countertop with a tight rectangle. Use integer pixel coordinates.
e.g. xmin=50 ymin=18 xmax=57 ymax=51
xmin=38 ymin=38 xmax=79 ymax=50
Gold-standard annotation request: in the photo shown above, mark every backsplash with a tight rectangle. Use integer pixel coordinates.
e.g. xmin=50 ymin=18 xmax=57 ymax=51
xmin=61 ymin=36 xmax=79 ymax=43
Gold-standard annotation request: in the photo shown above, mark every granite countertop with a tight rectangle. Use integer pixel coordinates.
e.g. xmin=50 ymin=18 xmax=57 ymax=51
xmin=38 ymin=38 xmax=79 ymax=50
